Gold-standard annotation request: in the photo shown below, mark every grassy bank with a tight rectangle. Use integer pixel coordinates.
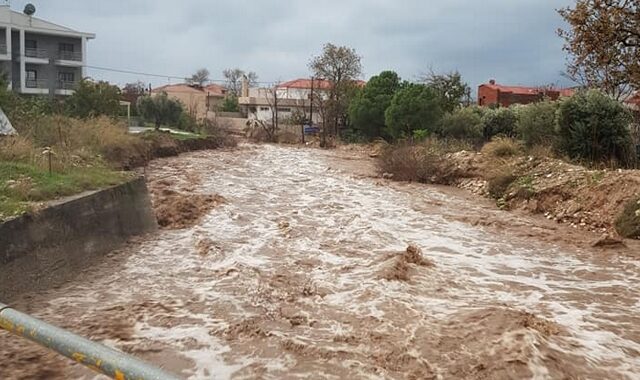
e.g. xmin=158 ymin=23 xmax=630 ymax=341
xmin=0 ymin=161 xmax=130 ymax=219
xmin=0 ymin=116 xmax=236 ymax=221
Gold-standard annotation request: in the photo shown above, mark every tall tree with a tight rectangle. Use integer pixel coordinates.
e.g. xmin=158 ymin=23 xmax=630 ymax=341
xmin=122 ymin=81 xmax=147 ymax=115
xmin=348 ymin=70 xmax=402 ymax=140
xmin=384 ymin=84 xmax=444 ymax=140
xmin=137 ymin=92 xmax=183 ymax=130
xmin=421 ymin=69 xmax=471 ymax=112
xmin=223 ymin=68 xmax=258 ymax=96
xmin=558 ymin=0 xmax=640 ymax=99
xmin=309 ymin=43 xmax=362 ymax=138
xmin=190 ymin=68 xmax=210 ymax=86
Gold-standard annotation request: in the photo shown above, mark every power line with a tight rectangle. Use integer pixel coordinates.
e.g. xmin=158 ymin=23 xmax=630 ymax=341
xmin=84 ymin=64 xmax=275 ymax=85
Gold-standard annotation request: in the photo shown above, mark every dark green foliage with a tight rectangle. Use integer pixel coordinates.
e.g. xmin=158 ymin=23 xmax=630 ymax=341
xmin=481 ymin=107 xmax=517 ymax=140
xmin=516 ymin=101 xmax=559 ymax=147
xmin=66 ymin=79 xmax=122 ymax=119
xmin=615 ymin=197 xmax=640 ymax=238
xmin=348 ymin=70 xmax=402 ymax=140
xmin=556 ymin=89 xmax=634 ymax=166
xmin=385 ymin=84 xmax=444 ymax=140
xmin=438 ymin=107 xmax=484 ymax=143
xmin=423 ymin=70 xmax=472 ymax=113
xmin=137 ymin=93 xmax=183 ymax=130
xmin=220 ymin=95 xmax=239 ymax=112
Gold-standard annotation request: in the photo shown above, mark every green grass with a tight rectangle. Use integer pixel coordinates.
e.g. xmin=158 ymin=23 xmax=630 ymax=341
xmin=0 ymin=161 xmax=131 ymax=220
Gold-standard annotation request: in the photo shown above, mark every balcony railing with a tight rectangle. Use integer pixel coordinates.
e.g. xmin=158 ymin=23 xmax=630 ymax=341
xmin=57 ymin=80 xmax=77 ymax=90
xmin=57 ymin=50 xmax=82 ymax=61
xmin=25 ymin=48 xmax=48 ymax=59
xmin=26 ymin=78 xmax=48 ymax=89
xmin=0 ymin=44 xmax=6 ymax=55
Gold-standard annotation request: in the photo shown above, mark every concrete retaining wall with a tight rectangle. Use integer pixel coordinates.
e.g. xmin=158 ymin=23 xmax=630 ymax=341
xmin=0 ymin=177 xmax=157 ymax=301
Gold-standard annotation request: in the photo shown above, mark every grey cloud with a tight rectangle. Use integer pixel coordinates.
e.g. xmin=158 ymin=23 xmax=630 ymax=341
xmin=11 ymin=0 xmax=575 ymax=90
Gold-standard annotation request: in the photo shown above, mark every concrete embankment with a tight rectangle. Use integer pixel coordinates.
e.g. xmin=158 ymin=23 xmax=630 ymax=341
xmin=0 ymin=177 xmax=157 ymax=301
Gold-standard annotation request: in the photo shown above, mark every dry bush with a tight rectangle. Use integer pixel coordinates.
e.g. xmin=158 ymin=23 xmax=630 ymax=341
xmin=203 ymin=119 xmax=238 ymax=148
xmin=486 ymin=165 xmax=517 ymax=199
xmin=0 ymin=136 xmax=35 ymax=162
xmin=527 ymin=144 xmax=556 ymax=159
xmin=277 ymin=130 xmax=301 ymax=144
xmin=378 ymin=143 xmax=442 ymax=182
xmin=482 ymin=137 xmax=522 ymax=158
xmin=378 ymin=139 xmax=466 ymax=184
xmin=615 ymin=197 xmax=640 ymax=239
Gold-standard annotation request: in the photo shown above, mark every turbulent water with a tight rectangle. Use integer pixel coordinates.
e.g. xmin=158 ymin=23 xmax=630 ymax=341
xmin=1 ymin=144 xmax=639 ymax=379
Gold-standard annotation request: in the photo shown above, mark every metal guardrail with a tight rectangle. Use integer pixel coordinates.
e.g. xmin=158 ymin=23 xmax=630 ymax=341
xmin=25 ymin=78 xmax=48 ymax=89
xmin=57 ymin=80 xmax=77 ymax=90
xmin=0 ymin=302 xmax=181 ymax=380
xmin=57 ymin=50 xmax=82 ymax=61
xmin=25 ymin=47 xmax=48 ymax=59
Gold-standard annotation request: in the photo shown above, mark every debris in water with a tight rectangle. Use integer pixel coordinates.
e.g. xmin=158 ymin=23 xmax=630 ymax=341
xmin=154 ymin=192 xmax=226 ymax=229
xmin=380 ymin=245 xmax=434 ymax=281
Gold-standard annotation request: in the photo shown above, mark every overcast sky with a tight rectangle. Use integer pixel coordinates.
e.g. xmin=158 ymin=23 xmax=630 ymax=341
xmin=12 ymin=0 xmax=576 ymax=91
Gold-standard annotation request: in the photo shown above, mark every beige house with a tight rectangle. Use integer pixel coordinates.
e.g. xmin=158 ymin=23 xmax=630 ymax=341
xmin=151 ymin=83 xmax=227 ymax=121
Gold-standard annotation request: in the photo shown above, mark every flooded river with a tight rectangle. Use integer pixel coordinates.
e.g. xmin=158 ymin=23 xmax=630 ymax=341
xmin=1 ymin=144 xmax=639 ymax=379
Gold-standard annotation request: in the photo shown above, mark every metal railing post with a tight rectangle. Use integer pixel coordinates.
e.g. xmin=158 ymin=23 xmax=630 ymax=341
xmin=0 ymin=302 xmax=181 ymax=380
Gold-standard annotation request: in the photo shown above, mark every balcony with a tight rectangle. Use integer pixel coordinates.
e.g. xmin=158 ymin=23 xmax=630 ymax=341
xmin=25 ymin=48 xmax=48 ymax=59
xmin=57 ymin=51 xmax=82 ymax=61
xmin=26 ymin=78 xmax=48 ymax=89
xmin=55 ymin=80 xmax=77 ymax=95
xmin=22 ymin=78 xmax=49 ymax=95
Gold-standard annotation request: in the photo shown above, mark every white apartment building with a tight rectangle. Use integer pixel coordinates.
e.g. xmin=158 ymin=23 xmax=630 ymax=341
xmin=0 ymin=4 xmax=94 ymax=96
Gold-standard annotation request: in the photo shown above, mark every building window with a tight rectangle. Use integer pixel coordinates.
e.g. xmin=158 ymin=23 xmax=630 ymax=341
xmin=25 ymin=40 xmax=37 ymax=57
xmin=59 ymin=43 xmax=74 ymax=52
xmin=26 ymin=69 xmax=37 ymax=88
xmin=259 ymin=107 xmax=269 ymax=111
xmin=58 ymin=72 xmax=75 ymax=90
xmin=277 ymin=107 xmax=291 ymax=113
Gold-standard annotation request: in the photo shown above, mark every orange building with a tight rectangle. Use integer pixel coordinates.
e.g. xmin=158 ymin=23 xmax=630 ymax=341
xmin=478 ymin=79 xmax=574 ymax=107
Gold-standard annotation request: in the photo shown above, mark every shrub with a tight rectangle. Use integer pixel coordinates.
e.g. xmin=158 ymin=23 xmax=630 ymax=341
xmin=615 ymin=197 xmax=640 ymax=239
xmin=482 ymin=137 xmax=522 ymax=157
xmin=486 ymin=166 xmax=517 ymax=199
xmin=516 ymin=100 xmax=559 ymax=147
xmin=0 ymin=136 xmax=35 ymax=162
xmin=439 ymin=107 xmax=484 ymax=143
xmin=66 ymin=79 xmax=122 ymax=119
xmin=556 ymin=89 xmax=635 ymax=167
xmin=377 ymin=139 xmax=465 ymax=183
xmin=481 ymin=107 xmax=517 ymax=140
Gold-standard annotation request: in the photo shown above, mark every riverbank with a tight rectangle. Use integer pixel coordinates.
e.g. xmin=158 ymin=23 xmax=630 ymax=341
xmin=364 ymin=141 xmax=640 ymax=243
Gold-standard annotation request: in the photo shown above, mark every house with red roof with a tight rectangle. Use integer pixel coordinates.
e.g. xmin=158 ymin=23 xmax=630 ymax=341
xmin=239 ymin=77 xmax=365 ymax=125
xmin=478 ymin=79 xmax=575 ymax=107
xmin=151 ymin=83 xmax=228 ymax=120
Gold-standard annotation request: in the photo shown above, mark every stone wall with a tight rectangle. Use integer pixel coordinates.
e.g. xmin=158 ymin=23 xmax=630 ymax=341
xmin=0 ymin=177 xmax=157 ymax=301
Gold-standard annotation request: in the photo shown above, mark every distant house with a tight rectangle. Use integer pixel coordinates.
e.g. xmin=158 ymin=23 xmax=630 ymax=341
xmin=239 ymin=78 xmax=365 ymax=124
xmin=0 ymin=4 xmax=95 ymax=96
xmin=151 ymin=83 xmax=227 ymax=121
xmin=478 ymin=80 xmax=574 ymax=107
xmin=625 ymin=92 xmax=640 ymax=113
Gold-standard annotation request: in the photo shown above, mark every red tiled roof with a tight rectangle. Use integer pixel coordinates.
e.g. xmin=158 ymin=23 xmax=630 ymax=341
xmin=480 ymin=82 xmax=574 ymax=97
xmin=278 ymin=78 xmax=366 ymax=89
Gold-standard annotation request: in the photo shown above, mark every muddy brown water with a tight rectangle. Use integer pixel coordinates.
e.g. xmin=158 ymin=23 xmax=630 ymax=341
xmin=1 ymin=144 xmax=639 ymax=379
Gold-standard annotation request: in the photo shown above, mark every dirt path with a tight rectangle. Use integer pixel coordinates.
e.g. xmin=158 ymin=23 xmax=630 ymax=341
xmin=1 ymin=144 xmax=639 ymax=379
